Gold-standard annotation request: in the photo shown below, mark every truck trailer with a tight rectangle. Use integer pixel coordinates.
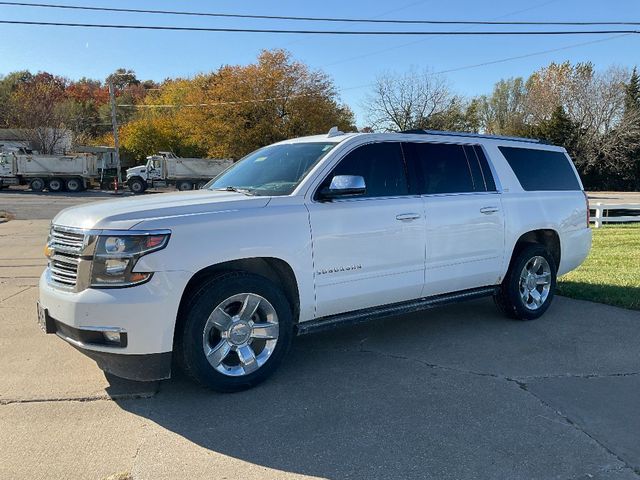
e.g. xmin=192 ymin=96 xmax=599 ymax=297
xmin=126 ymin=152 xmax=232 ymax=194
xmin=0 ymin=151 xmax=103 ymax=192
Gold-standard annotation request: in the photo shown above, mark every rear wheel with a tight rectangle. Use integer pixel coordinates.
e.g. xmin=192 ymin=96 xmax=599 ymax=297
xmin=177 ymin=272 xmax=293 ymax=392
xmin=494 ymin=244 xmax=556 ymax=320
xmin=128 ymin=177 xmax=146 ymax=194
xmin=65 ymin=177 xmax=83 ymax=192
xmin=177 ymin=180 xmax=193 ymax=191
xmin=29 ymin=177 xmax=46 ymax=192
xmin=47 ymin=177 xmax=64 ymax=192
xmin=196 ymin=181 xmax=207 ymax=190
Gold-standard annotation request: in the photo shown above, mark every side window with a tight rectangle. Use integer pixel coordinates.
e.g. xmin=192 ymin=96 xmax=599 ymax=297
xmin=473 ymin=146 xmax=497 ymax=192
xmin=318 ymin=142 xmax=408 ymax=198
xmin=499 ymin=146 xmax=581 ymax=191
xmin=463 ymin=145 xmax=487 ymax=192
xmin=408 ymin=143 xmax=475 ymax=195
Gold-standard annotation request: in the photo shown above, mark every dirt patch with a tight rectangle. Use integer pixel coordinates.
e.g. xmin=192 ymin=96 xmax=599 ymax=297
xmin=102 ymin=473 xmax=133 ymax=480
xmin=0 ymin=210 xmax=15 ymax=223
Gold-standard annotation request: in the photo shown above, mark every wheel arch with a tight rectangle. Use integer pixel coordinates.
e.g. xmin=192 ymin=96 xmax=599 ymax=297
xmin=173 ymin=257 xmax=301 ymax=349
xmin=508 ymin=229 xmax=561 ymax=272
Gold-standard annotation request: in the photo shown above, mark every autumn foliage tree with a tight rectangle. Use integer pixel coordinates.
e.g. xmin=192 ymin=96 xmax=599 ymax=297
xmin=119 ymin=49 xmax=355 ymax=161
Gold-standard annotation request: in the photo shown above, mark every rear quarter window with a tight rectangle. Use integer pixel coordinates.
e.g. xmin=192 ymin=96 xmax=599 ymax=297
xmin=498 ymin=146 xmax=581 ymax=191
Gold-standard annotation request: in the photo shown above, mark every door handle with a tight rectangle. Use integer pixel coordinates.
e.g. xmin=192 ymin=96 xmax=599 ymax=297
xmin=480 ymin=206 xmax=500 ymax=214
xmin=396 ymin=213 xmax=421 ymax=221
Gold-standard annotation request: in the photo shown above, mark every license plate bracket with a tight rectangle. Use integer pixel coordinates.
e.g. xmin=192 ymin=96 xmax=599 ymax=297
xmin=36 ymin=303 xmax=56 ymax=334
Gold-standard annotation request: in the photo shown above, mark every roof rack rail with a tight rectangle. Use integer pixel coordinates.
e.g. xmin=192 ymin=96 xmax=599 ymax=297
xmin=400 ymin=129 xmax=546 ymax=145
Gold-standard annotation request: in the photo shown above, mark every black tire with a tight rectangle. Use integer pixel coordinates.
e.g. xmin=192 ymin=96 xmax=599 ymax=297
xmin=66 ymin=177 xmax=83 ymax=192
xmin=47 ymin=177 xmax=64 ymax=192
xmin=177 ymin=180 xmax=193 ymax=191
xmin=494 ymin=243 xmax=557 ymax=320
xmin=128 ymin=177 xmax=146 ymax=194
xmin=177 ymin=272 xmax=294 ymax=392
xmin=196 ymin=181 xmax=207 ymax=190
xmin=29 ymin=177 xmax=46 ymax=192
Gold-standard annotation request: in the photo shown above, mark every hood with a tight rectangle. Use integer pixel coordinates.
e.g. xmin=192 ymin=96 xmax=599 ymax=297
xmin=126 ymin=165 xmax=145 ymax=177
xmin=52 ymin=190 xmax=271 ymax=230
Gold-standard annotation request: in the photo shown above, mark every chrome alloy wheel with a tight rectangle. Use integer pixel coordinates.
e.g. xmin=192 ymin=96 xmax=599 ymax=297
xmin=202 ymin=293 xmax=279 ymax=377
xmin=519 ymin=256 xmax=552 ymax=310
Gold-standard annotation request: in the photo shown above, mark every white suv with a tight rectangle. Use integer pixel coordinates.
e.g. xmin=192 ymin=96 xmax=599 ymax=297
xmin=38 ymin=129 xmax=592 ymax=391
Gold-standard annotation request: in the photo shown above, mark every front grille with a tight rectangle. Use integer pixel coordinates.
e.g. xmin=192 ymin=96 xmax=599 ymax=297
xmin=50 ymin=226 xmax=85 ymax=252
xmin=48 ymin=226 xmax=86 ymax=289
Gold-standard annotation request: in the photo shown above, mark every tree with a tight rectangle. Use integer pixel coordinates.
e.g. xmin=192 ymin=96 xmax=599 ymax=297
xmin=624 ymin=67 xmax=640 ymax=113
xmin=364 ymin=68 xmax=454 ymax=132
xmin=479 ymin=78 xmax=527 ymax=135
xmin=121 ymin=49 xmax=355 ymax=160
xmin=0 ymin=71 xmax=32 ymax=127
xmin=106 ymin=68 xmax=139 ymax=91
xmin=534 ymin=106 xmax=580 ymax=151
xmin=8 ymin=72 xmax=70 ymax=153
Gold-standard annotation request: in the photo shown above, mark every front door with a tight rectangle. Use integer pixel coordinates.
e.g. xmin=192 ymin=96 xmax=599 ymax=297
xmin=307 ymin=142 xmax=426 ymax=318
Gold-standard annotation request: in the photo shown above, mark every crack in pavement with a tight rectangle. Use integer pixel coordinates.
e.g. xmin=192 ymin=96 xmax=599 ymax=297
xmin=0 ymin=391 xmax=157 ymax=406
xmin=0 ymin=286 xmax=32 ymax=303
xmin=353 ymin=345 xmax=640 ymax=478
xmin=517 ymin=382 xmax=640 ymax=477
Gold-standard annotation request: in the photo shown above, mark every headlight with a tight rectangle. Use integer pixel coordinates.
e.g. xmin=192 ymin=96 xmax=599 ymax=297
xmin=90 ymin=231 xmax=170 ymax=288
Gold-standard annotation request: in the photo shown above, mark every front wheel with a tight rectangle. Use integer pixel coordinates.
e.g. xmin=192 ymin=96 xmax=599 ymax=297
xmin=177 ymin=272 xmax=294 ymax=392
xmin=494 ymin=244 xmax=557 ymax=320
xmin=128 ymin=177 xmax=146 ymax=194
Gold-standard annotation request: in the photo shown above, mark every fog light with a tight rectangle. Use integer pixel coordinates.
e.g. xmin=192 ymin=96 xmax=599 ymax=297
xmin=103 ymin=331 xmax=121 ymax=344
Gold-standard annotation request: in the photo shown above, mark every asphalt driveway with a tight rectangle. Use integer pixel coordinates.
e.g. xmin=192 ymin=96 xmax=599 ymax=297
xmin=1 ymin=195 xmax=639 ymax=480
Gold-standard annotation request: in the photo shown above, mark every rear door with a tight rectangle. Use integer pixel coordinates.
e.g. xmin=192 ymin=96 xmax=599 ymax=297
xmin=404 ymin=142 xmax=505 ymax=297
xmin=307 ymin=142 xmax=426 ymax=318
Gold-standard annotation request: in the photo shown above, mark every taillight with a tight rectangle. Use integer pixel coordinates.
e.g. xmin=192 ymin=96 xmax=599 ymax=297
xmin=583 ymin=191 xmax=590 ymax=227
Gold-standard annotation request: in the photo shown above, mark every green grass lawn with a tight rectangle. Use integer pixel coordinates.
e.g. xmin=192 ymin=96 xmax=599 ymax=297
xmin=558 ymin=224 xmax=640 ymax=310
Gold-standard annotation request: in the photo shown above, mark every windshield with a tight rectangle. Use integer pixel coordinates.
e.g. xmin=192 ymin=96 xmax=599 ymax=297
xmin=208 ymin=142 xmax=336 ymax=196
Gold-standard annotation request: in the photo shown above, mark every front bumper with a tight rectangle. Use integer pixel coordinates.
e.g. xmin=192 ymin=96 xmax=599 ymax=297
xmin=39 ymin=269 xmax=192 ymax=380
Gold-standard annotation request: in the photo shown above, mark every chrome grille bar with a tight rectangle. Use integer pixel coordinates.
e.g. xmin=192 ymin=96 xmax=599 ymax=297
xmin=48 ymin=226 xmax=86 ymax=290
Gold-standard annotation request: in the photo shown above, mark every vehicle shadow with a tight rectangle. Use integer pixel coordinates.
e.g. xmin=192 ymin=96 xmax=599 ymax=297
xmin=112 ymin=298 xmax=630 ymax=479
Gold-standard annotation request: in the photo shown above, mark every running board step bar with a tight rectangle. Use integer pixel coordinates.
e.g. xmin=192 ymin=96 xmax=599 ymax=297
xmin=296 ymin=286 xmax=498 ymax=336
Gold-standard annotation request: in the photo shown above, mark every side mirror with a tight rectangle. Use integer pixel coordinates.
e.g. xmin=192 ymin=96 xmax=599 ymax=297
xmin=319 ymin=175 xmax=366 ymax=200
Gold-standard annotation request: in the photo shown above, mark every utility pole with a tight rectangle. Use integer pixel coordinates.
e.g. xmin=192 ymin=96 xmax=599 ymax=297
xmin=108 ymin=79 xmax=122 ymax=194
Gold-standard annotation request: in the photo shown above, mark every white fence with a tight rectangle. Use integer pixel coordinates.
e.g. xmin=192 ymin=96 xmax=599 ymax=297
xmin=591 ymin=203 xmax=640 ymax=228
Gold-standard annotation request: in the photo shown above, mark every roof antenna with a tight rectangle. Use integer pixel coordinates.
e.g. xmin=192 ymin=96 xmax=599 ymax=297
xmin=327 ymin=126 xmax=344 ymax=138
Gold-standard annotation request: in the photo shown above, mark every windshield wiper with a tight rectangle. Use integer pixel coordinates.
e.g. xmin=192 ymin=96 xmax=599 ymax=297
xmin=214 ymin=186 xmax=255 ymax=196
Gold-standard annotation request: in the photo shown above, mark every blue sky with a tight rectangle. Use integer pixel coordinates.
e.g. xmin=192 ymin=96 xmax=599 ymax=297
xmin=1 ymin=0 xmax=639 ymax=125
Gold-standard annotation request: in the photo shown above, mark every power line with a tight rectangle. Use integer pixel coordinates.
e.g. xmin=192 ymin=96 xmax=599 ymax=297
xmin=119 ymin=92 xmax=323 ymax=108
xmin=0 ymin=1 xmax=638 ymax=26
xmin=320 ymin=0 xmax=562 ymax=68
xmin=114 ymin=33 xmax=633 ymax=109
xmin=1 ymin=20 xmax=639 ymax=35
xmin=433 ymin=33 xmax=632 ymax=75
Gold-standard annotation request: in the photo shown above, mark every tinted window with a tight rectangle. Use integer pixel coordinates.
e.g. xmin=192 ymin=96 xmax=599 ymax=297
xmin=318 ymin=142 xmax=408 ymax=198
xmin=472 ymin=145 xmax=497 ymax=192
xmin=463 ymin=145 xmax=486 ymax=192
xmin=407 ymin=143 xmax=475 ymax=194
xmin=499 ymin=146 xmax=581 ymax=191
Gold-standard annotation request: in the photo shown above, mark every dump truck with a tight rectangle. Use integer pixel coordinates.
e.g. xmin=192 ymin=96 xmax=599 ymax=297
xmin=126 ymin=152 xmax=233 ymax=194
xmin=0 ymin=150 xmax=103 ymax=192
